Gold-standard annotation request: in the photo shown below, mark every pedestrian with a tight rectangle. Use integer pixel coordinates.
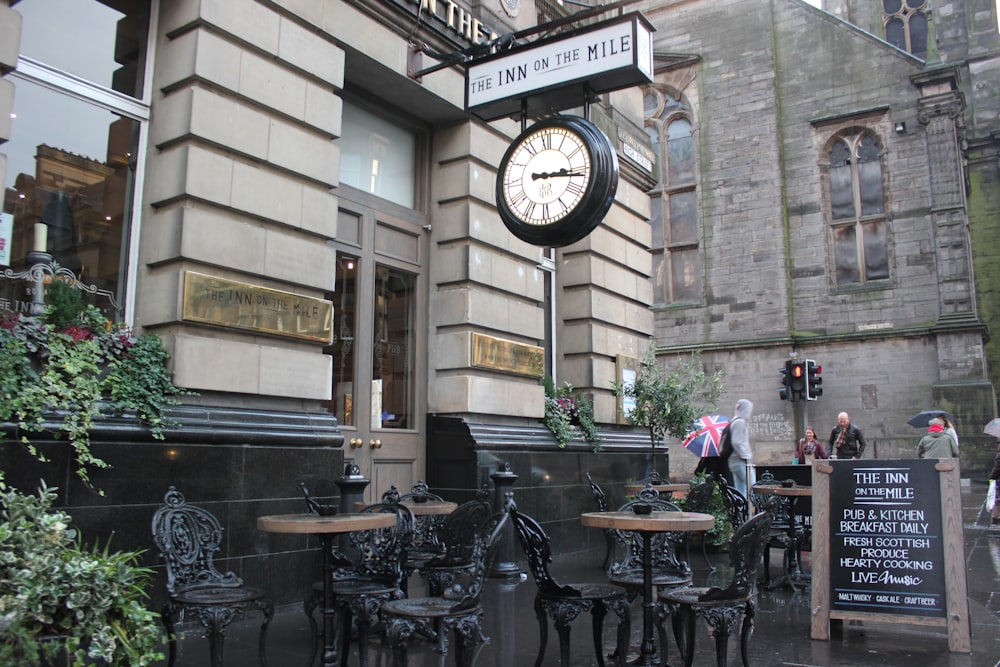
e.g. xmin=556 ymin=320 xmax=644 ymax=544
xmin=940 ymin=415 xmax=959 ymax=448
xmin=727 ymin=398 xmax=754 ymax=499
xmin=829 ymin=411 xmax=866 ymax=459
xmin=916 ymin=417 xmax=959 ymax=459
xmin=989 ymin=440 xmax=1000 ymax=524
xmin=793 ymin=426 xmax=828 ymax=464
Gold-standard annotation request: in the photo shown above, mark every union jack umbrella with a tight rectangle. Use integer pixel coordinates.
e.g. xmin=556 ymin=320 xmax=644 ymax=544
xmin=681 ymin=415 xmax=730 ymax=458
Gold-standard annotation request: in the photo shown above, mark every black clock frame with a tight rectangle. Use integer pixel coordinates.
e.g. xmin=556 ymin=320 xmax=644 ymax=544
xmin=496 ymin=115 xmax=619 ymax=247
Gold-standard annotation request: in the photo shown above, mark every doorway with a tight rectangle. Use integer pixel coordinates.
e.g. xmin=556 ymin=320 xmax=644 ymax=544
xmin=325 ymin=196 xmax=426 ymax=502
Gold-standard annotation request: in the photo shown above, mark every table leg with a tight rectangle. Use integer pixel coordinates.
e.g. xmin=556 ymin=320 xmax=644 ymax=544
xmin=320 ymin=534 xmax=339 ymax=667
xmin=636 ymin=531 xmax=661 ymax=667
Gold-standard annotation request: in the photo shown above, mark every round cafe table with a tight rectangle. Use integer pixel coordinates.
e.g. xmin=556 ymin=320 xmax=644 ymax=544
xmin=582 ymin=510 xmax=714 ymax=667
xmin=754 ymin=484 xmax=813 ymax=591
xmin=624 ymin=482 xmax=691 ymax=498
xmin=258 ymin=512 xmax=394 ymax=667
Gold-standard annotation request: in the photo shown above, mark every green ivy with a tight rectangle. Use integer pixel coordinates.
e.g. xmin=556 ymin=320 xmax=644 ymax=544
xmin=0 ymin=285 xmax=193 ymax=492
xmin=543 ymin=377 xmax=603 ymax=452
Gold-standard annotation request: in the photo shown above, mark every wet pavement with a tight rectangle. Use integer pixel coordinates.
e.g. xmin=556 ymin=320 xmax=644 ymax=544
xmin=166 ymin=483 xmax=1000 ymax=666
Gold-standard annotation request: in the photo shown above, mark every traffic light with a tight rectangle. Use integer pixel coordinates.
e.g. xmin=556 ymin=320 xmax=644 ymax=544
xmin=779 ymin=361 xmax=791 ymax=401
xmin=806 ymin=359 xmax=822 ymax=400
xmin=789 ymin=361 xmax=806 ymax=402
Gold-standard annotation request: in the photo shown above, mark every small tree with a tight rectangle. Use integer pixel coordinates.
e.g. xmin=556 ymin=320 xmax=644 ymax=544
xmin=612 ymin=340 xmax=724 ymax=476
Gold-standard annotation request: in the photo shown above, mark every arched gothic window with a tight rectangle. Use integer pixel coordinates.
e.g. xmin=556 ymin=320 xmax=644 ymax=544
xmin=883 ymin=0 xmax=928 ymax=59
xmin=828 ymin=132 xmax=890 ymax=287
xmin=644 ymin=89 xmax=701 ymax=305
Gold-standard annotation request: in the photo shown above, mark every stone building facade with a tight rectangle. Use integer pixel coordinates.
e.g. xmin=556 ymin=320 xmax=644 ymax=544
xmin=635 ymin=0 xmax=999 ymax=479
xmin=0 ymin=0 xmax=998 ymax=615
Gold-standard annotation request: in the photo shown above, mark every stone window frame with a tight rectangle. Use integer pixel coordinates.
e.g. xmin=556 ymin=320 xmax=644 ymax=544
xmin=643 ymin=84 xmax=703 ymax=307
xmin=821 ymin=126 xmax=894 ymax=292
xmin=883 ymin=0 xmax=929 ymax=59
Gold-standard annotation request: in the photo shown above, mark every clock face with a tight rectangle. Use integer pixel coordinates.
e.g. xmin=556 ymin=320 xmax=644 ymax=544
xmin=500 ymin=124 xmax=592 ymax=226
xmin=496 ymin=116 xmax=619 ymax=247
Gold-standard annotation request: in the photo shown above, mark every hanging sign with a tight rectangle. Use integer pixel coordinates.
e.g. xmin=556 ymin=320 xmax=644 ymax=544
xmin=466 ymin=12 xmax=654 ymax=121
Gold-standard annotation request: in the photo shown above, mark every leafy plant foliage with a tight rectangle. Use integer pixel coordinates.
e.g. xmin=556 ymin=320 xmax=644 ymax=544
xmin=0 ymin=480 xmax=164 ymax=666
xmin=543 ymin=377 xmax=602 ymax=451
xmin=611 ymin=340 xmax=724 ymax=471
xmin=0 ymin=281 xmax=192 ymax=490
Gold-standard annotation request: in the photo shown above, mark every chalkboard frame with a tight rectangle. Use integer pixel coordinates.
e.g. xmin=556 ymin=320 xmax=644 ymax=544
xmin=810 ymin=459 xmax=971 ymax=653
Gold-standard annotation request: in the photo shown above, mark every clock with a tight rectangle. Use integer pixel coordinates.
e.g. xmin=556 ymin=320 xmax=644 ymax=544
xmin=496 ymin=115 xmax=619 ymax=247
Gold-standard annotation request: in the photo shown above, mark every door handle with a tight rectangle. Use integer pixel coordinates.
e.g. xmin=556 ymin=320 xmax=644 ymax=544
xmin=370 ymin=439 xmax=382 ymax=449
xmin=350 ymin=438 xmax=363 ymax=449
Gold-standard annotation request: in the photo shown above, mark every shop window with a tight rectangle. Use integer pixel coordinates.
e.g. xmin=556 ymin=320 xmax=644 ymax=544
xmin=644 ymin=88 xmax=702 ymax=305
xmin=827 ymin=131 xmax=890 ymax=287
xmin=1 ymin=0 xmax=151 ymax=321
xmin=883 ymin=0 xmax=928 ymax=59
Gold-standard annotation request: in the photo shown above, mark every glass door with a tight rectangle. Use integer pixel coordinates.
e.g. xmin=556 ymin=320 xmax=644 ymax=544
xmin=325 ymin=202 xmax=425 ymax=502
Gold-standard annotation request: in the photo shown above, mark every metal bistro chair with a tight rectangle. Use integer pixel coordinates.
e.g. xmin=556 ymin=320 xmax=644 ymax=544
xmin=383 ymin=482 xmax=448 ymax=594
xmin=586 ymin=473 xmax=617 ymax=571
xmin=299 ymin=487 xmax=415 ymax=667
xmin=680 ymin=479 xmax=718 ymax=570
xmin=329 ymin=502 xmax=415 ymax=667
xmin=608 ymin=484 xmax=694 ymax=601
xmin=380 ymin=504 xmax=511 ymax=667
xmin=152 ymin=486 xmax=274 ymax=667
xmin=748 ymin=472 xmax=794 ymax=587
xmin=418 ymin=490 xmax=493 ymax=597
xmin=511 ymin=504 xmax=630 ymax=667
xmin=659 ymin=511 xmax=773 ymax=667
xmin=712 ymin=474 xmax=750 ymax=531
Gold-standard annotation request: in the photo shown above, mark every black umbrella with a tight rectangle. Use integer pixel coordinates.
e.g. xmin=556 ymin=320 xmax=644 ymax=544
xmin=907 ymin=409 xmax=954 ymax=428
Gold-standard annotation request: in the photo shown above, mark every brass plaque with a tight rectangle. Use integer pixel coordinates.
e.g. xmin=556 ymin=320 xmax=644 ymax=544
xmin=182 ymin=272 xmax=333 ymax=343
xmin=471 ymin=332 xmax=544 ymax=378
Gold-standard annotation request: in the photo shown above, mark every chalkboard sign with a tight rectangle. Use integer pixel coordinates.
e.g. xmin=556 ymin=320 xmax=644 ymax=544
xmin=828 ymin=459 xmax=946 ymax=617
xmin=811 ymin=459 xmax=970 ymax=651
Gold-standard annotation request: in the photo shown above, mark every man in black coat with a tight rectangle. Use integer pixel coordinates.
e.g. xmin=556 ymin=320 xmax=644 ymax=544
xmin=829 ymin=412 xmax=866 ymax=459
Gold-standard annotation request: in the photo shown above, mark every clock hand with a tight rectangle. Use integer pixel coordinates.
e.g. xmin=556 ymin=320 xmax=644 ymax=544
xmin=531 ymin=168 xmax=585 ymax=180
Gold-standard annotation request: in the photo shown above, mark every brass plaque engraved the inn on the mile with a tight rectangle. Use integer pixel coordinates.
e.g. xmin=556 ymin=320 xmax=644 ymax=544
xmin=471 ymin=332 xmax=544 ymax=378
xmin=182 ymin=271 xmax=333 ymax=343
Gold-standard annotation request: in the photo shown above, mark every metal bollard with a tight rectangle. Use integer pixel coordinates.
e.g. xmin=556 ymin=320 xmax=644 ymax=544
xmin=489 ymin=462 xmax=523 ymax=579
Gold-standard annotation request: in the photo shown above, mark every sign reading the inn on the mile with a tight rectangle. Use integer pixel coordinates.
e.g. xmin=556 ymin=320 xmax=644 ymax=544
xmin=182 ymin=272 xmax=333 ymax=343
xmin=471 ymin=332 xmax=544 ymax=378
xmin=466 ymin=12 xmax=654 ymax=121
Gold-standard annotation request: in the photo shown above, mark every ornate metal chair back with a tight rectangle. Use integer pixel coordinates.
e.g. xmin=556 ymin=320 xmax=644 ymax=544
xmin=151 ymin=486 xmax=241 ymax=594
xmin=511 ymin=506 xmax=580 ymax=597
xmin=398 ymin=479 xmax=444 ymax=504
xmin=446 ymin=506 xmax=511 ymax=612
xmin=347 ymin=502 xmax=415 ymax=586
xmin=432 ymin=496 xmax=493 ymax=566
xmin=613 ymin=488 xmax=689 ymax=576
xmin=712 ymin=473 xmax=750 ymax=529
xmin=699 ymin=510 xmax=773 ymax=602
xmin=586 ymin=472 xmax=608 ymax=511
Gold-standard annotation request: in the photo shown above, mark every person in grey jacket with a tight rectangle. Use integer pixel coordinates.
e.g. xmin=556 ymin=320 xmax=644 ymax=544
xmin=916 ymin=417 xmax=959 ymax=459
xmin=727 ymin=398 xmax=754 ymax=499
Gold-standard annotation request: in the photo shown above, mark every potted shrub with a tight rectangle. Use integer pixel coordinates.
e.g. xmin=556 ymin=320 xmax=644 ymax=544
xmin=611 ymin=340 xmax=724 ymax=477
xmin=0 ymin=479 xmax=164 ymax=666
xmin=543 ymin=377 xmax=602 ymax=451
xmin=0 ymin=281 xmax=191 ymax=491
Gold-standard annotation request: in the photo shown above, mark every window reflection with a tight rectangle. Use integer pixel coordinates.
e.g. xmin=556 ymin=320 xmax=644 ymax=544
xmin=2 ymin=80 xmax=139 ymax=318
xmin=16 ymin=0 xmax=149 ymax=98
xmin=372 ymin=266 xmax=414 ymax=430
